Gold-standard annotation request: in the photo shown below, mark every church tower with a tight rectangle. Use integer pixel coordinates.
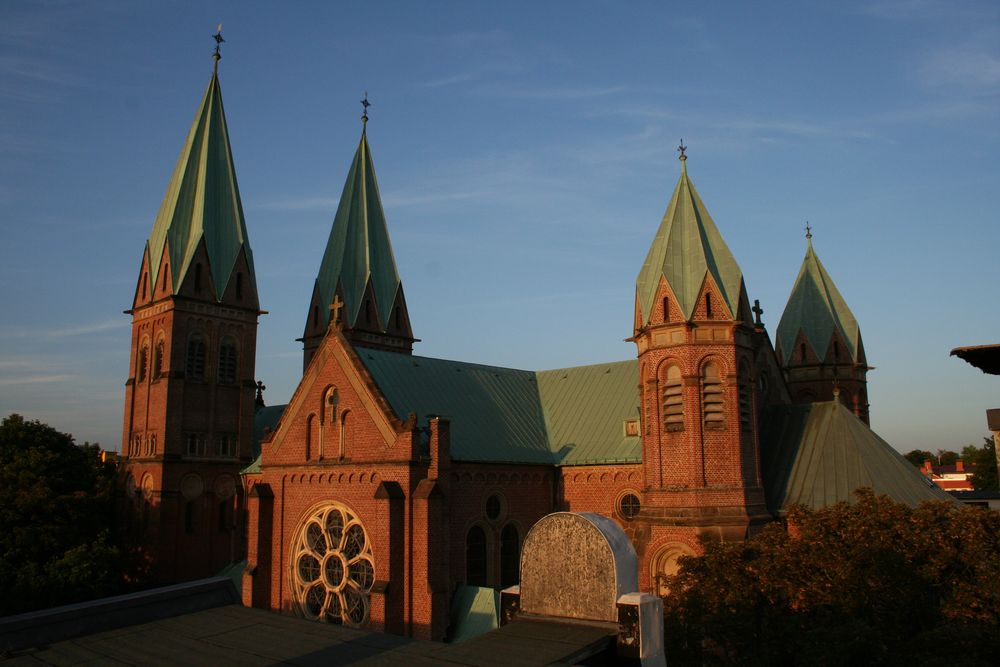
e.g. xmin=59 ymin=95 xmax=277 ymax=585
xmin=121 ymin=42 xmax=260 ymax=583
xmin=300 ymin=104 xmax=415 ymax=369
xmin=631 ymin=148 xmax=769 ymax=549
xmin=775 ymin=230 xmax=870 ymax=423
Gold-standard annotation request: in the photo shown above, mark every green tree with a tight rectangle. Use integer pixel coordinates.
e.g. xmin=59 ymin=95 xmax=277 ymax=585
xmin=662 ymin=490 xmax=1000 ymax=666
xmin=0 ymin=414 xmax=131 ymax=616
xmin=937 ymin=449 xmax=959 ymax=466
xmin=903 ymin=449 xmax=935 ymax=467
xmin=970 ymin=437 xmax=999 ymax=491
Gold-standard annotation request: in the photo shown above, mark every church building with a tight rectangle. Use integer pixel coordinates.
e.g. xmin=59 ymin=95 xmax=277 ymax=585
xmin=120 ymin=54 xmax=952 ymax=641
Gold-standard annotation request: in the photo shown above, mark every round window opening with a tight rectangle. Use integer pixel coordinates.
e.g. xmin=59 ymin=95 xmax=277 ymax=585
xmin=485 ymin=494 xmax=502 ymax=521
xmin=290 ymin=502 xmax=375 ymax=627
xmin=618 ymin=493 xmax=641 ymax=520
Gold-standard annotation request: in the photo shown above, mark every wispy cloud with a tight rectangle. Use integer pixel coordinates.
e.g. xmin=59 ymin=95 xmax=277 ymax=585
xmin=860 ymin=0 xmax=944 ymax=19
xmin=0 ymin=318 xmax=126 ymax=340
xmin=474 ymin=84 xmax=627 ymax=101
xmin=418 ymin=73 xmax=479 ymax=89
xmin=251 ymin=197 xmax=339 ymax=212
xmin=0 ymin=374 xmax=76 ymax=387
xmin=920 ymin=44 xmax=1000 ymax=90
xmin=617 ymin=106 xmax=873 ymax=140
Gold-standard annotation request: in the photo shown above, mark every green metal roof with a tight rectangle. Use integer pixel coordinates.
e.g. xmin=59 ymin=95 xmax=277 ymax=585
xmin=253 ymin=404 xmax=286 ymax=459
xmin=536 ymin=361 xmax=641 ymax=465
xmin=448 ymin=585 xmax=500 ymax=644
xmin=760 ymin=401 xmax=956 ymax=512
xmin=146 ymin=69 xmax=256 ymax=300
xmin=313 ymin=130 xmax=402 ymax=330
xmin=636 ymin=157 xmax=747 ymax=323
xmin=775 ymin=238 xmax=861 ymax=364
xmin=356 ymin=349 xmax=641 ymax=465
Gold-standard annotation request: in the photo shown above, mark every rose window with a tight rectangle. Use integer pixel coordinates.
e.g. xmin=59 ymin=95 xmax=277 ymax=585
xmin=290 ymin=503 xmax=375 ymax=627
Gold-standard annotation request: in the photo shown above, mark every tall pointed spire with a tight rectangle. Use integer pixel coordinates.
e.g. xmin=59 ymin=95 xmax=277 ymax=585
xmin=301 ymin=102 xmax=414 ymax=362
xmin=635 ymin=148 xmax=748 ymax=324
xmin=144 ymin=40 xmax=255 ymax=301
xmin=776 ymin=233 xmax=862 ymax=365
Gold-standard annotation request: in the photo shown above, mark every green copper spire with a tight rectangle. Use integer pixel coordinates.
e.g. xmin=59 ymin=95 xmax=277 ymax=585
xmin=145 ymin=66 xmax=255 ymax=300
xmin=776 ymin=234 xmax=861 ymax=364
xmin=313 ymin=126 xmax=402 ymax=330
xmin=636 ymin=149 xmax=747 ymax=323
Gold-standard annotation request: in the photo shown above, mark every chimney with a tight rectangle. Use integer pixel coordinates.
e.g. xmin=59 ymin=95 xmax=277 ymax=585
xmin=956 ymin=459 xmax=964 ymax=472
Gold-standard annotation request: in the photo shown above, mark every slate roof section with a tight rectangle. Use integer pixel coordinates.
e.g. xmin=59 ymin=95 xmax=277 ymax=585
xmin=313 ymin=130 xmax=402 ymax=330
xmin=356 ymin=349 xmax=642 ymax=465
xmin=776 ymin=238 xmax=861 ymax=364
xmin=760 ymin=401 xmax=956 ymax=513
xmin=146 ymin=69 xmax=256 ymax=300
xmin=635 ymin=156 xmax=747 ymax=323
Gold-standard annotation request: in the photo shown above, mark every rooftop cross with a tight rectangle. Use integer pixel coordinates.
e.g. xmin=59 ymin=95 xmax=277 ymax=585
xmin=677 ymin=139 xmax=687 ymax=161
xmin=805 ymin=222 xmax=812 ymax=240
xmin=329 ymin=294 xmax=345 ymax=329
xmin=212 ymin=24 xmax=224 ymax=69
xmin=361 ymin=91 xmax=371 ymax=129
xmin=255 ymin=380 xmax=266 ymax=408
xmin=752 ymin=299 xmax=764 ymax=326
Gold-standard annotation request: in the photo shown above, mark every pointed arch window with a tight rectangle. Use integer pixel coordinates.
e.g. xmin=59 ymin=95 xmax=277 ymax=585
xmin=186 ymin=332 xmax=206 ymax=380
xmin=312 ymin=305 xmax=319 ymax=329
xmin=152 ymin=339 xmax=165 ymax=380
xmin=137 ymin=343 xmax=149 ymax=383
xmin=500 ymin=523 xmax=520 ymax=588
xmin=800 ymin=342 xmax=808 ymax=363
xmin=218 ymin=337 xmax=238 ymax=384
xmin=705 ymin=293 xmax=713 ymax=319
xmin=141 ymin=273 xmax=147 ymax=300
xmin=702 ymin=361 xmax=725 ymax=430
xmin=662 ymin=365 xmax=684 ymax=432
xmin=466 ymin=525 xmax=488 ymax=587
xmin=194 ymin=263 xmax=203 ymax=293
xmin=235 ymin=272 xmax=243 ymax=300
xmin=394 ymin=306 xmax=401 ymax=330
xmin=339 ymin=410 xmax=350 ymax=459
xmin=662 ymin=296 xmax=670 ymax=322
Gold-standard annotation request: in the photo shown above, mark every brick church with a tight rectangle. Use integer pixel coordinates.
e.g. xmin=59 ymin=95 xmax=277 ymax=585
xmin=120 ymin=58 xmax=951 ymax=640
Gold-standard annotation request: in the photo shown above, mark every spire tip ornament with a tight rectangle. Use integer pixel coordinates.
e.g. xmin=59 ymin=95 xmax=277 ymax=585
xmin=361 ymin=91 xmax=371 ymax=130
xmin=677 ymin=139 xmax=687 ymax=162
xmin=212 ymin=24 xmax=224 ymax=70
xmin=805 ymin=222 xmax=813 ymax=241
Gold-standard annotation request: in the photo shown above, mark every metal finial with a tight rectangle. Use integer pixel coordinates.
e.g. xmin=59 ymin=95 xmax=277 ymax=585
xmin=677 ymin=139 xmax=687 ymax=161
xmin=804 ymin=222 xmax=812 ymax=240
xmin=361 ymin=91 xmax=371 ymax=129
xmin=212 ymin=24 xmax=224 ymax=68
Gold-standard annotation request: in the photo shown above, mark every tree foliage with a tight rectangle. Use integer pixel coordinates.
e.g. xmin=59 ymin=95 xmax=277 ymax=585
xmin=970 ymin=437 xmax=999 ymax=491
xmin=0 ymin=414 xmax=132 ymax=616
xmin=903 ymin=449 xmax=935 ymax=467
xmin=662 ymin=490 xmax=1000 ymax=666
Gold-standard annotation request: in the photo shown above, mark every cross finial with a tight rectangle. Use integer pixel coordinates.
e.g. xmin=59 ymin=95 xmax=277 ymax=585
xmin=677 ymin=139 xmax=687 ymax=161
xmin=752 ymin=299 xmax=764 ymax=326
xmin=361 ymin=91 xmax=371 ymax=129
xmin=212 ymin=24 xmax=224 ymax=69
xmin=329 ymin=294 xmax=346 ymax=329
xmin=804 ymin=222 xmax=812 ymax=240
xmin=255 ymin=380 xmax=266 ymax=408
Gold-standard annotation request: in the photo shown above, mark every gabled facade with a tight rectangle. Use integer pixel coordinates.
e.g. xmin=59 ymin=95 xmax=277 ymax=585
xmin=121 ymin=62 xmax=261 ymax=583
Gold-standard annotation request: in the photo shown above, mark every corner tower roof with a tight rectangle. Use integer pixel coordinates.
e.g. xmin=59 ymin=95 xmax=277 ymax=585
xmin=313 ymin=129 xmax=402 ymax=329
xmin=776 ymin=236 xmax=861 ymax=364
xmin=146 ymin=68 xmax=255 ymax=299
xmin=635 ymin=155 xmax=746 ymax=323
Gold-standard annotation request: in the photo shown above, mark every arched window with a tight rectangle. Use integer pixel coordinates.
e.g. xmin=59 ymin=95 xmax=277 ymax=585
xmin=738 ymin=362 xmax=753 ymax=433
xmin=235 ymin=272 xmax=243 ymax=300
xmin=141 ymin=272 xmax=147 ymax=300
xmin=305 ymin=414 xmax=316 ymax=461
xmin=394 ymin=306 xmax=401 ymax=330
xmin=705 ymin=293 xmax=713 ymax=319
xmin=312 ymin=305 xmax=319 ymax=329
xmin=194 ymin=263 xmax=203 ymax=292
xmin=365 ymin=300 xmax=373 ymax=326
xmin=186 ymin=332 xmax=206 ymax=380
xmin=662 ymin=296 xmax=670 ymax=322
xmin=162 ymin=266 xmax=168 ymax=291
xmin=137 ymin=344 xmax=149 ymax=383
xmin=500 ymin=523 xmax=520 ymax=588
xmin=662 ymin=365 xmax=684 ymax=432
xmin=466 ymin=525 xmax=488 ymax=586
xmin=702 ymin=361 xmax=724 ymax=430
xmin=218 ymin=337 xmax=238 ymax=384
xmin=152 ymin=339 xmax=165 ymax=380
xmin=339 ymin=410 xmax=350 ymax=459
xmin=800 ymin=342 xmax=808 ymax=363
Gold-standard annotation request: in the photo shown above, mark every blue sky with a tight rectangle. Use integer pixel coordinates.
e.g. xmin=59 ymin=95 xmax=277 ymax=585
xmin=1 ymin=1 xmax=999 ymax=454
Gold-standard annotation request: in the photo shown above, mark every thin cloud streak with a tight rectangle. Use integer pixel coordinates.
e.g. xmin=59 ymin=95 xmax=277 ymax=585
xmin=0 ymin=374 xmax=76 ymax=387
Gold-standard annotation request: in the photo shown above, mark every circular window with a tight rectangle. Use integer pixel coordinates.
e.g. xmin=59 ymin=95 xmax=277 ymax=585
xmin=485 ymin=494 xmax=502 ymax=521
xmin=618 ymin=492 xmax=641 ymax=520
xmin=290 ymin=502 xmax=375 ymax=627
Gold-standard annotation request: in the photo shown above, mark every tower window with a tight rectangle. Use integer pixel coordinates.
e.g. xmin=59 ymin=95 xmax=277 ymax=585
xmin=833 ymin=341 xmax=840 ymax=362
xmin=705 ymin=293 xmax=713 ymax=319
xmin=702 ymin=361 xmax=725 ymax=430
xmin=618 ymin=492 xmax=641 ymax=520
xmin=194 ymin=263 xmax=202 ymax=292
xmin=218 ymin=337 xmax=238 ymax=384
xmin=152 ymin=340 xmax=165 ymax=380
xmin=662 ymin=365 xmax=684 ymax=432
xmin=662 ymin=296 xmax=670 ymax=322
xmin=236 ymin=272 xmax=243 ymax=299
xmin=365 ymin=300 xmax=373 ymax=326
xmin=141 ymin=273 xmax=147 ymax=300
xmin=800 ymin=343 xmax=807 ymax=362
xmin=312 ymin=305 xmax=319 ymax=329
xmin=186 ymin=333 xmax=206 ymax=380
xmin=738 ymin=363 xmax=753 ymax=433
xmin=394 ymin=306 xmax=401 ymax=330
xmin=162 ymin=267 xmax=168 ymax=291
xmin=138 ymin=344 xmax=149 ymax=383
